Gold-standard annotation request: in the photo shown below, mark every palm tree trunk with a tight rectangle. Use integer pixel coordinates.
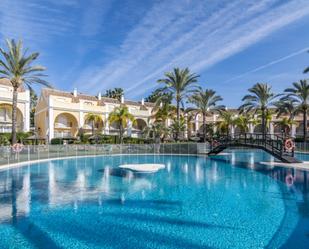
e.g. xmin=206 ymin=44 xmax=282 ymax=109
xmin=303 ymin=110 xmax=307 ymax=141
xmin=119 ymin=124 xmax=123 ymax=144
xmin=203 ymin=113 xmax=206 ymax=142
xmin=176 ymin=99 xmax=180 ymax=122
xmin=261 ymin=108 xmax=265 ymax=139
xmin=11 ymin=88 xmax=18 ymax=144
xmin=92 ymin=120 xmax=95 ymax=135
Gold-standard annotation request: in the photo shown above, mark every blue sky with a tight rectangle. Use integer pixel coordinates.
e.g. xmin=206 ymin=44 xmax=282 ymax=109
xmin=0 ymin=0 xmax=308 ymax=107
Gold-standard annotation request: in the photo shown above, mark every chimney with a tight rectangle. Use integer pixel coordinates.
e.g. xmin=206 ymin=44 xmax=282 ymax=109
xmin=121 ymin=95 xmax=124 ymax=104
xmin=98 ymin=92 xmax=101 ymax=100
xmin=141 ymin=98 xmax=145 ymax=105
xmin=73 ymin=88 xmax=77 ymax=97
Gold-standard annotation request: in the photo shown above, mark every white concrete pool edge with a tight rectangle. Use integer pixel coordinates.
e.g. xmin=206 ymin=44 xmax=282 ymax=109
xmin=259 ymin=161 xmax=309 ymax=171
xmin=0 ymin=153 xmax=204 ymax=171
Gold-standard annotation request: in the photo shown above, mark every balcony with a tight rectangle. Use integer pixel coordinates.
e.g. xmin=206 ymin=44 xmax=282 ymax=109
xmin=54 ymin=122 xmax=73 ymax=129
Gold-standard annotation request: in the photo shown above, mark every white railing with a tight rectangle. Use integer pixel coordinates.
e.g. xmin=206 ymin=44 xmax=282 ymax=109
xmin=0 ymin=143 xmax=208 ymax=167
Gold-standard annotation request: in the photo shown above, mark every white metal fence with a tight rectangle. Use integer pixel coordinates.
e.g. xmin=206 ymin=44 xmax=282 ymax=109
xmin=0 ymin=143 xmax=210 ymax=167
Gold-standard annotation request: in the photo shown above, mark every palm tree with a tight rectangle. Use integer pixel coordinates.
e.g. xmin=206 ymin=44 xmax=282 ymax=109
xmin=239 ymin=83 xmax=278 ymax=138
xmin=0 ymin=39 xmax=51 ymax=144
xmin=282 ymin=79 xmax=309 ymax=140
xmin=275 ymin=117 xmax=295 ymax=137
xmin=108 ymin=105 xmax=135 ymax=143
xmin=151 ymin=101 xmax=176 ymax=125
xmin=169 ymin=117 xmax=186 ymax=141
xmin=157 ymin=67 xmax=199 ymax=122
xmin=188 ymin=88 xmax=224 ymax=141
xmin=274 ymin=98 xmax=297 ymax=136
xmin=85 ymin=113 xmax=102 ymax=135
xmin=143 ymin=122 xmax=170 ymax=143
xmin=217 ymin=111 xmax=235 ymax=136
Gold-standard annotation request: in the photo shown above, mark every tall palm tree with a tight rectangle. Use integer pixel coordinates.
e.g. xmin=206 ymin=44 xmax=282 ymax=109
xmin=85 ymin=113 xmax=102 ymax=135
xmin=282 ymin=79 xmax=309 ymax=140
xmin=0 ymin=39 xmax=51 ymax=144
xmin=157 ymin=67 xmax=199 ymax=122
xmin=239 ymin=83 xmax=278 ymax=138
xmin=217 ymin=111 xmax=235 ymax=136
xmin=188 ymin=88 xmax=224 ymax=141
xmin=108 ymin=105 xmax=135 ymax=143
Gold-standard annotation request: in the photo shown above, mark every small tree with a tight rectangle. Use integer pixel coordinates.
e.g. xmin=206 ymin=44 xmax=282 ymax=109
xmin=239 ymin=83 xmax=278 ymax=139
xmin=108 ymin=105 xmax=135 ymax=143
xmin=188 ymin=88 xmax=224 ymax=141
xmin=85 ymin=113 xmax=102 ymax=135
xmin=104 ymin=88 xmax=124 ymax=101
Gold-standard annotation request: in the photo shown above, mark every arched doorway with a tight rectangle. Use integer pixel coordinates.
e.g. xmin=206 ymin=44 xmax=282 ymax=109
xmin=0 ymin=104 xmax=23 ymax=132
xmin=54 ymin=113 xmax=78 ymax=138
xmin=132 ymin=119 xmax=147 ymax=137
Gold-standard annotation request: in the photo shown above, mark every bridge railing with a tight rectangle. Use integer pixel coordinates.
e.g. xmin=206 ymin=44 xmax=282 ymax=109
xmin=211 ymin=133 xmax=295 ymax=158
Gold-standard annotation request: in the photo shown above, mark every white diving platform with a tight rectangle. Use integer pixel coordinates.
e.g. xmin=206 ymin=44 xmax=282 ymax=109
xmin=119 ymin=164 xmax=165 ymax=173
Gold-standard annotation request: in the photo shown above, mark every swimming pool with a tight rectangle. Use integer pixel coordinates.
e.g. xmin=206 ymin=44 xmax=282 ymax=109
xmin=0 ymin=150 xmax=308 ymax=248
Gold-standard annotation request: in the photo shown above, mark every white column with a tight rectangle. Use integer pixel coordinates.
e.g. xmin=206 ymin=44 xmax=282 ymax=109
xmin=269 ymin=122 xmax=274 ymax=134
xmin=79 ymin=111 xmax=84 ymax=129
xmin=195 ymin=114 xmax=199 ymax=134
xmin=104 ymin=113 xmax=109 ymax=135
xmin=48 ymin=96 xmax=54 ymax=141
xmin=127 ymin=120 xmax=132 ymax=137
xmin=24 ymin=90 xmax=30 ymax=132
xmin=249 ymin=124 xmax=254 ymax=133
xmin=231 ymin=125 xmax=235 ymax=137
xmin=167 ymin=118 xmax=171 ymax=127
xmin=213 ymin=114 xmax=217 ymax=133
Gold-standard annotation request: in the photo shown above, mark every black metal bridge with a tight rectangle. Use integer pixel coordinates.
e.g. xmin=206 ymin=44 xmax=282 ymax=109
xmin=208 ymin=133 xmax=302 ymax=163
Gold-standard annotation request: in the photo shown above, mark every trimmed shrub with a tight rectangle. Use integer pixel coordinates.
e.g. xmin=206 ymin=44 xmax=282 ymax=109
xmin=50 ymin=138 xmax=63 ymax=145
xmin=123 ymin=137 xmax=153 ymax=144
xmin=0 ymin=135 xmax=10 ymax=146
xmin=0 ymin=132 xmax=32 ymax=144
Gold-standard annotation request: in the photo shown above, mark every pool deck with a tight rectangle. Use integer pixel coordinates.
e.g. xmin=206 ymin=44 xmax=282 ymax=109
xmin=259 ymin=161 xmax=309 ymax=171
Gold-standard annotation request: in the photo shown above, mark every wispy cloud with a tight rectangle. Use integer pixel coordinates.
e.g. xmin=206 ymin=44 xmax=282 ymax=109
xmin=80 ymin=0 xmax=113 ymax=36
xmin=223 ymin=47 xmax=309 ymax=84
xmin=74 ymin=0 xmax=309 ymax=98
xmin=0 ymin=0 xmax=77 ymax=46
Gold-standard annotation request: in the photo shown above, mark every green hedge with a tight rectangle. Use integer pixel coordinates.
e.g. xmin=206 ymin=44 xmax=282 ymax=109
xmin=0 ymin=132 xmax=32 ymax=145
xmin=50 ymin=138 xmax=77 ymax=145
xmin=123 ymin=137 xmax=153 ymax=144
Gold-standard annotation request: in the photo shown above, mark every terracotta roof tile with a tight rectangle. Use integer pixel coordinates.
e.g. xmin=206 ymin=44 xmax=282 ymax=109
xmin=40 ymin=88 xmax=156 ymax=107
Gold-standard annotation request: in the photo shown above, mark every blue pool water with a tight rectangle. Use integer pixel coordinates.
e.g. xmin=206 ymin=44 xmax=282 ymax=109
xmin=0 ymin=150 xmax=308 ymax=248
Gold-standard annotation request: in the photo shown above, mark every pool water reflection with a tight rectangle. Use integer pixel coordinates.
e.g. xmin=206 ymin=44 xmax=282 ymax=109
xmin=0 ymin=151 xmax=308 ymax=248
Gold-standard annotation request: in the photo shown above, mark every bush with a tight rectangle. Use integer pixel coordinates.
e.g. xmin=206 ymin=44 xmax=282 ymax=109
xmin=123 ymin=137 xmax=153 ymax=144
xmin=0 ymin=132 xmax=32 ymax=144
xmin=0 ymin=135 xmax=10 ymax=146
xmin=88 ymin=135 xmax=117 ymax=144
xmin=50 ymin=138 xmax=63 ymax=145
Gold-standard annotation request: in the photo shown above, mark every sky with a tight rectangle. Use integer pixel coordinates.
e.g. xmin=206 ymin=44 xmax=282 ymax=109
xmin=0 ymin=0 xmax=308 ymax=107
